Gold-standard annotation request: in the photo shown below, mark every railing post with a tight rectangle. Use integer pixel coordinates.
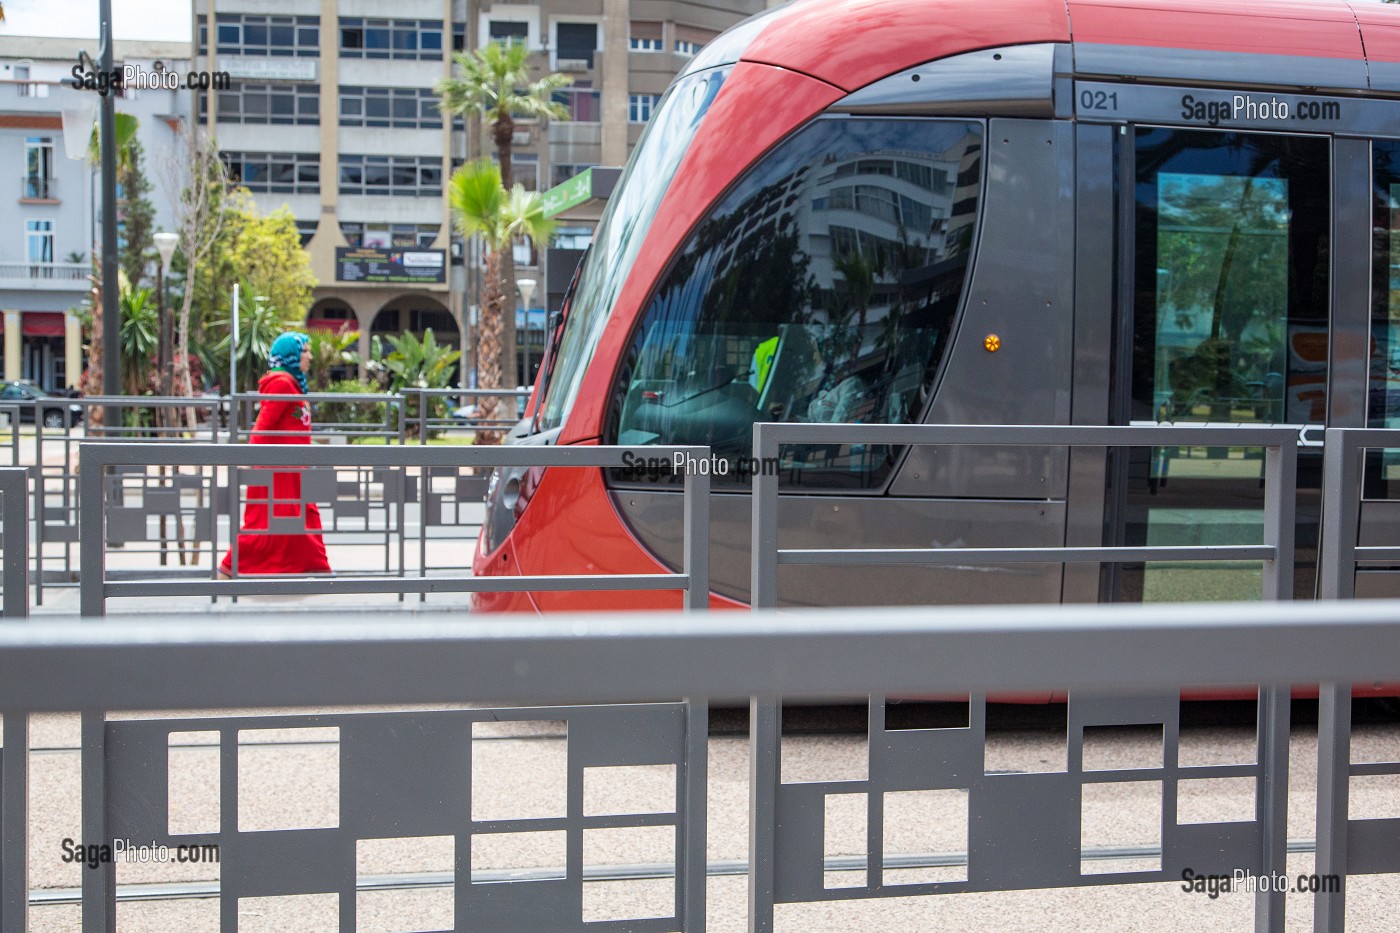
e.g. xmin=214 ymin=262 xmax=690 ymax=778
xmin=0 ymin=469 xmax=29 ymax=618
xmin=1255 ymin=684 xmax=1290 ymax=933
xmin=1 ymin=710 xmax=28 ymax=932
xmin=80 ymin=710 xmax=114 ymax=933
xmin=79 ymin=445 xmax=107 ymax=617
xmin=748 ymin=696 xmax=779 ymax=933
xmin=1319 ymin=428 xmax=1359 ymax=600
xmin=751 ymin=424 xmax=779 ymax=609
xmin=683 ymin=457 xmax=709 ymax=611
xmin=1316 ymin=681 xmax=1350 ymax=932
xmin=1261 ymin=436 xmax=1297 ymax=602
xmin=681 ymin=697 xmax=709 ymax=931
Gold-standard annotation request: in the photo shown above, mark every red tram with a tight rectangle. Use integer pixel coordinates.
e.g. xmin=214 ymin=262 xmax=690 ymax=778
xmin=473 ymin=0 xmax=1400 ymax=614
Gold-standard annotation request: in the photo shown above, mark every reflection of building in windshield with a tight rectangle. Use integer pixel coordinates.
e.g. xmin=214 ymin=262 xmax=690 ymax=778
xmin=610 ymin=119 xmax=983 ymax=488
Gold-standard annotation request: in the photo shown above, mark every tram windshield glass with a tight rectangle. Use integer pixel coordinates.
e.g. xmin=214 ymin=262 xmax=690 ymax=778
xmin=536 ymin=66 xmax=730 ymax=433
xmin=605 ymin=118 xmax=983 ymax=488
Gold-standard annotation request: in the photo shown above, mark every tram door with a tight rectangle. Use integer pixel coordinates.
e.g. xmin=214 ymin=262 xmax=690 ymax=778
xmin=1111 ymin=127 xmax=1333 ymax=601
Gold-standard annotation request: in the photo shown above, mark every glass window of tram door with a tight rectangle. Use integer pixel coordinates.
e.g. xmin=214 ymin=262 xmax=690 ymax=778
xmin=1119 ymin=128 xmax=1330 ymax=602
xmin=1365 ymin=141 xmax=1400 ymax=494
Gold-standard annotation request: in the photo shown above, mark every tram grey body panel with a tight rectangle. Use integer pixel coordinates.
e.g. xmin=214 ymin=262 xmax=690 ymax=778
xmin=890 ymin=118 xmax=1075 ymax=500
xmin=612 ymin=491 xmax=1066 ymax=606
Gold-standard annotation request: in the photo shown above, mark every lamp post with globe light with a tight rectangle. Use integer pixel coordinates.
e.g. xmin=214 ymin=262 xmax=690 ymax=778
xmin=518 ymin=278 xmax=537 ymax=387
xmin=154 ymin=231 xmax=179 ymax=397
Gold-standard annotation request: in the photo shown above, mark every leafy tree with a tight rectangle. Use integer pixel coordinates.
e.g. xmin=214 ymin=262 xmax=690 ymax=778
xmin=162 ymin=127 xmax=229 ymax=408
xmin=208 ymin=281 xmax=305 ymax=393
xmin=118 ymin=282 xmax=158 ymax=396
xmin=435 ymin=41 xmax=571 ymax=191
xmin=448 ymin=160 xmax=554 ymax=438
xmin=79 ymin=112 xmax=141 ymax=422
xmin=436 ymin=41 xmax=571 ymax=388
xmin=305 ymin=326 xmax=359 ymax=391
xmin=117 ymin=136 xmax=156 ymax=292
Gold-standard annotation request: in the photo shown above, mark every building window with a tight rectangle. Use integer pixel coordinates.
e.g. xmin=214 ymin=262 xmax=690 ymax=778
xmin=552 ymin=162 xmax=595 ymax=188
xmin=488 ymin=21 xmax=528 ymax=46
xmin=15 ymin=65 xmax=47 ymax=98
xmin=453 ymin=24 xmax=466 ymax=51
xmin=213 ymin=82 xmax=319 ymax=125
xmin=212 ymin=14 xmax=319 ymax=57
xmin=340 ymin=19 xmax=445 ymax=60
xmin=552 ymin=85 xmax=599 ymax=122
xmin=26 ymin=220 xmax=54 ymax=264
xmin=340 ymin=222 xmax=439 ymax=248
xmin=555 ymin=23 xmax=598 ymax=67
xmin=338 ymin=155 xmax=443 ymax=197
xmin=674 ymin=40 xmax=703 ymax=56
xmin=221 ymin=151 xmax=321 ymax=194
xmin=630 ymin=21 xmax=663 ymax=52
xmin=339 ymin=86 xmax=441 ymax=129
xmin=24 ymin=137 xmax=54 ymax=199
xmin=553 ymin=225 xmax=594 ymax=250
xmin=296 ymin=220 xmax=318 ymax=247
xmin=628 ymin=94 xmax=660 ymax=123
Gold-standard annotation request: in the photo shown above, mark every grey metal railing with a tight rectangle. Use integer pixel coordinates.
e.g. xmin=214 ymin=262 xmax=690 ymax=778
xmin=229 ymin=391 xmax=406 ymax=443
xmin=30 ymin=396 xmax=229 ymax=605
xmin=1314 ymin=426 xmax=1400 ymax=931
xmin=78 ymin=442 xmax=711 ymax=615
xmin=0 ymin=468 xmax=28 ymax=618
xmin=401 ymin=386 xmax=533 ymax=439
xmin=0 ymin=601 xmax=1398 ymax=931
xmin=751 ymin=422 xmax=1300 ymax=608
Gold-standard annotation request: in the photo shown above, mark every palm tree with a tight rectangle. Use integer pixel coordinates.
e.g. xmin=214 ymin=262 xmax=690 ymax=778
xmin=436 ymin=41 xmax=571 ymax=390
xmin=448 ymin=160 xmax=555 ymax=439
xmin=78 ymin=113 xmax=142 ymax=426
xmin=435 ymin=41 xmax=572 ymax=190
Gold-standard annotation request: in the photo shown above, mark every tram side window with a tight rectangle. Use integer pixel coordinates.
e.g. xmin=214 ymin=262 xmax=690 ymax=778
xmin=1133 ymin=129 xmax=1330 ymax=426
xmin=1369 ymin=142 xmax=1400 ymax=429
xmin=605 ymin=119 xmax=983 ymax=488
xmin=1364 ymin=141 xmax=1400 ymax=495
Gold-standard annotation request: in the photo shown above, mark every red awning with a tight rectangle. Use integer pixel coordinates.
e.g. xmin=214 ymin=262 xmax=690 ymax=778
xmin=21 ymin=312 xmax=65 ymax=337
xmin=306 ymin=318 xmax=356 ymax=333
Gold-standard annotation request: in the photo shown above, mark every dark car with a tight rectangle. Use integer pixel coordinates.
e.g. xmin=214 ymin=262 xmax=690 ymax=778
xmin=0 ymin=382 xmax=83 ymax=428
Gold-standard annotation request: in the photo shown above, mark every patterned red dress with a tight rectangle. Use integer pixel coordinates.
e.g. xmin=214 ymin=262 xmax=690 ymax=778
xmin=218 ymin=370 xmax=332 ymax=575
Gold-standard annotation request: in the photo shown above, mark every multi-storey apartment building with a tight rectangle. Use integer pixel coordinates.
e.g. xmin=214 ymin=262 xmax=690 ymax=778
xmin=0 ymin=37 xmax=189 ymax=390
xmin=193 ymin=0 xmax=770 ymax=385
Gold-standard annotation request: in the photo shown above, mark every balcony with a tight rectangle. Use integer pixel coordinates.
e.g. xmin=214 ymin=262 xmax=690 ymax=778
xmin=21 ymin=176 xmax=58 ymax=201
xmin=0 ymin=262 xmax=89 ymax=293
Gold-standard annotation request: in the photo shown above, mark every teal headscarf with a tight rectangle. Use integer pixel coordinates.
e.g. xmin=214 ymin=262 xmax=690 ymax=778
xmin=269 ymin=332 xmax=310 ymax=393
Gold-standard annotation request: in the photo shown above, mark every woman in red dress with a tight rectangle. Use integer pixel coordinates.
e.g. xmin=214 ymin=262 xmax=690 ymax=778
xmin=219 ymin=332 xmax=331 ymax=576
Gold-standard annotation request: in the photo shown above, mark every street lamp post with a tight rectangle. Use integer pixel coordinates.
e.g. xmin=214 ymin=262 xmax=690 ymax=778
xmin=154 ymin=231 xmax=178 ymax=398
xmin=518 ymin=278 xmax=537 ymax=386
xmin=97 ymin=0 xmax=118 ymax=408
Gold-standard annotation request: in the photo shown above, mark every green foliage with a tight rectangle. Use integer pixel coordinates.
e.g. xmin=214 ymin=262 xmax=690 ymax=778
xmin=353 ymin=330 xmax=461 ymax=437
xmin=117 ymin=136 xmax=156 ymax=292
xmin=174 ymin=174 xmax=316 ymax=390
xmin=118 ymin=283 xmax=158 ymax=395
xmin=448 ymin=160 xmax=557 ymax=252
xmin=208 ymin=281 xmax=305 ymax=392
xmin=86 ymin=112 xmax=139 ymax=172
xmin=380 ymin=328 xmax=462 ymax=392
xmin=316 ymin=378 xmax=387 ymax=429
xmin=435 ymin=40 xmax=572 ymax=132
xmin=305 ymin=326 xmax=359 ymax=391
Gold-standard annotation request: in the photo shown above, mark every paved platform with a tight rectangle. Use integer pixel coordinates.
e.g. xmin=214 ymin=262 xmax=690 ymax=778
xmin=7 ymin=703 xmax=1400 ymax=931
